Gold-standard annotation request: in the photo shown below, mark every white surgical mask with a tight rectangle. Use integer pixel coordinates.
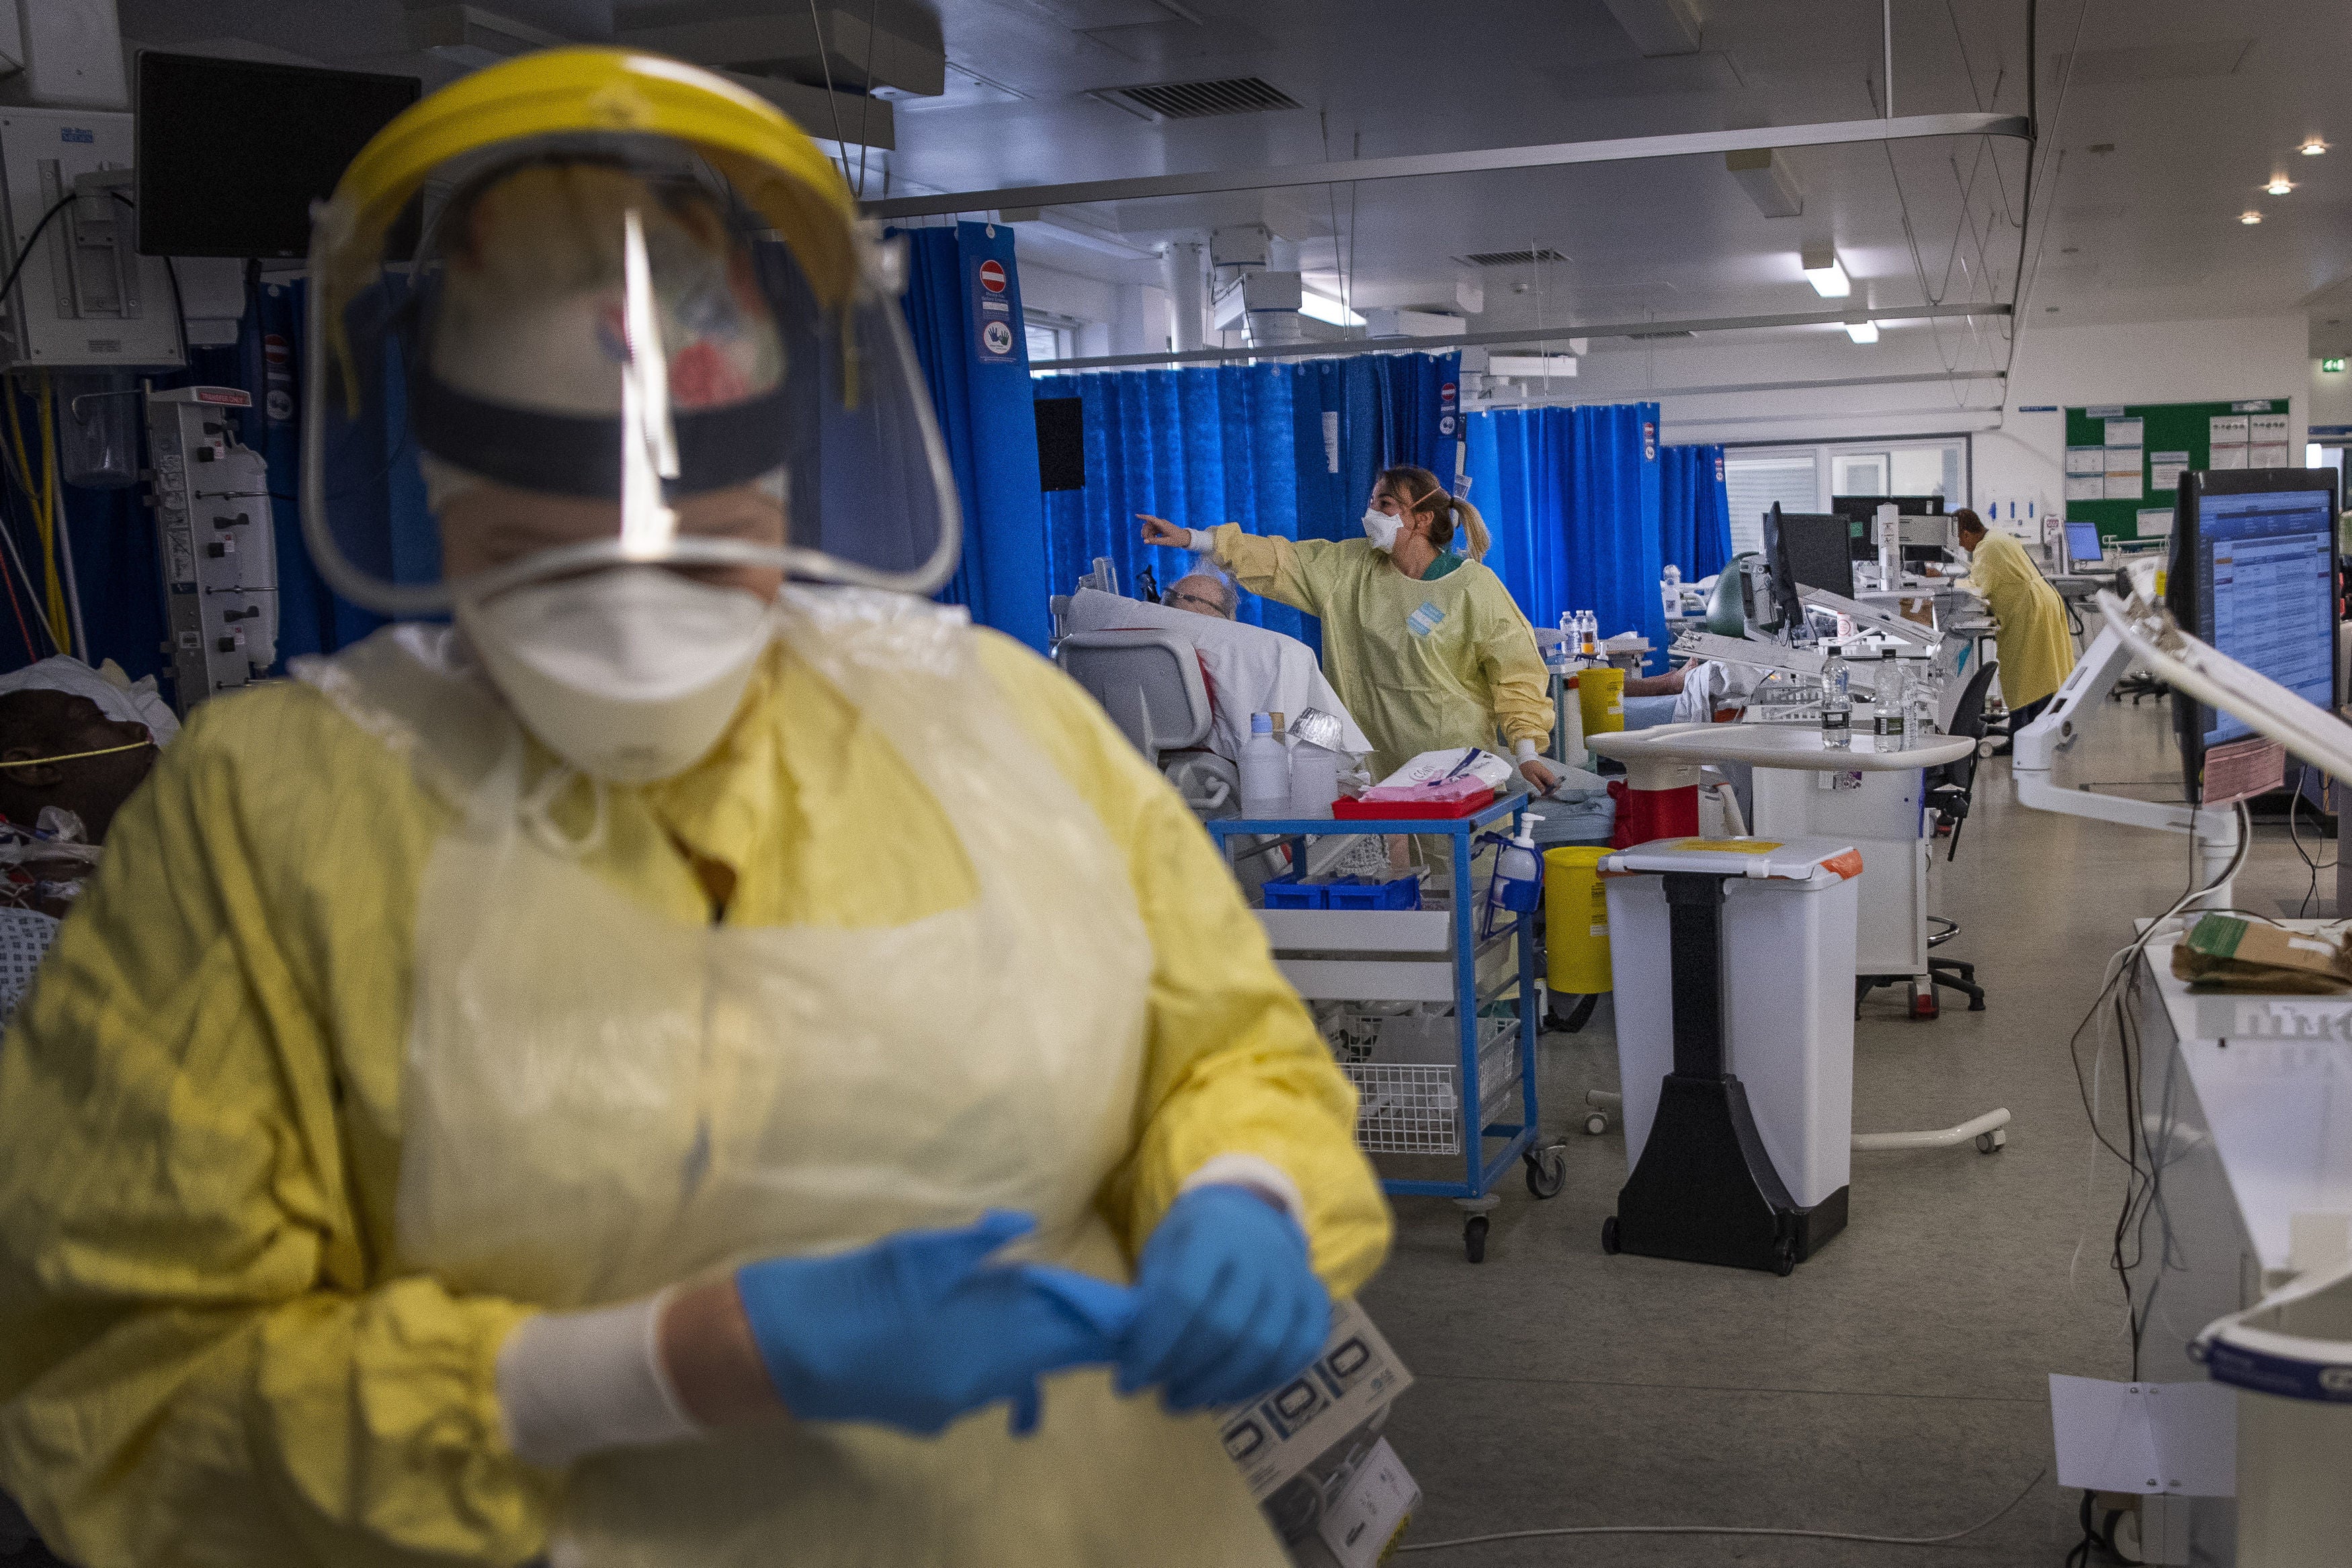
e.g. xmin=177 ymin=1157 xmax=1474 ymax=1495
xmin=457 ymin=565 xmax=775 ymax=785
xmin=1361 ymin=506 xmax=1402 ymax=553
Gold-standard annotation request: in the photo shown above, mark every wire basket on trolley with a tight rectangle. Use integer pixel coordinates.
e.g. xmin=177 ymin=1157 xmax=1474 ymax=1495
xmin=1340 ymin=1015 xmax=1517 ymax=1156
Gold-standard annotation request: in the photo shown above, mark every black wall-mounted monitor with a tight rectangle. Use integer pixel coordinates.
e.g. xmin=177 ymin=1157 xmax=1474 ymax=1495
xmin=136 ymin=52 xmax=420 ymax=258
xmin=2167 ymin=468 xmax=2341 ymax=803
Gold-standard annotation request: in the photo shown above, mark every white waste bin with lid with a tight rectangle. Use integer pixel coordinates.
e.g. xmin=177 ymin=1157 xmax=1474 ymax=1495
xmin=1599 ymin=835 xmax=1861 ymax=1274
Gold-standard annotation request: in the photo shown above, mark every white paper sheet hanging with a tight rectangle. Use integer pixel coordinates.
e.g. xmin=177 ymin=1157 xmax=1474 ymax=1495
xmin=2138 ymin=508 xmax=2174 ymax=537
xmin=2210 ymin=415 xmax=2250 ymax=445
xmin=2066 ymin=445 xmax=2107 ymax=476
xmin=2212 ymin=444 xmax=2249 ymax=470
xmin=2251 ymin=442 xmax=2292 ymax=467
xmin=2149 ymin=451 xmax=2189 ymax=491
xmin=2105 ymin=470 xmax=2143 ymax=499
xmin=2065 ymin=474 xmax=2104 ymax=501
xmin=2250 ymin=412 xmax=2290 ymax=443
xmin=2105 ymin=417 xmax=2145 ymax=447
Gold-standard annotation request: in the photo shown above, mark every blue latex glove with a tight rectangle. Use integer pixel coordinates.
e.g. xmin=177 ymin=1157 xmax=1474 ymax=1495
xmin=734 ymin=1210 xmax=1116 ymax=1436
xmin=1114 ymin=1184 xmax=1332 ymax=1411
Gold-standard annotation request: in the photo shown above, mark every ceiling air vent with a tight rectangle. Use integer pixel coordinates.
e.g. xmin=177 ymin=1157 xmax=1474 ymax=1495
xmin=1627 ymin=329 xmax=1693 ymax=339
xmin=1099 ymin=77 xmax=1302 ymax=121
xmin=1460 ymin=249 xmax=1568 ymax=267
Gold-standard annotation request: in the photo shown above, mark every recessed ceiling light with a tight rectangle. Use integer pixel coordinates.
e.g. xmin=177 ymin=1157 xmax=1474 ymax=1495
xmin=2267 ymin=177 xmax=2294 ymax=195
xmin=2060 ymin=245 xmax=2080 ymax=254
xmin=2046 ymin=306 xmax=2060 ymax=312
xmin=2240 ymin=210 xmax=2264 ymax=224
xmin=1844 ymin=320 xmax=1879 ymax=343
xmin=2088 ymin=142 xmax=2116 ymax=154
xmin=2302 ymin=138 xmax=2328 ymax=156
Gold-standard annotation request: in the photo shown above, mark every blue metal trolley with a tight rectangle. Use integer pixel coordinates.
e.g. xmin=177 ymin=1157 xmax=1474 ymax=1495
xmin=1206 ymin=795 xmax=1565 ymax=1262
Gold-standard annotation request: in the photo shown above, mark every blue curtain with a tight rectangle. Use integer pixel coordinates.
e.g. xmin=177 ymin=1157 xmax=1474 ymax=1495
xmin=1464 ymin=403 xmax=1666 ymax=672
xmin=1036 ymin=363 xmax=1316 ymax=645
xmin=1034 ymin=351 xmax=1461 ymax=657
xmin=1 ymin=273 xmax=405 ymax=686
xmin=894 ymin=221 xmax=1050 ymax=650
xmin=1659 ymin=443 xmax=1732 ymax=581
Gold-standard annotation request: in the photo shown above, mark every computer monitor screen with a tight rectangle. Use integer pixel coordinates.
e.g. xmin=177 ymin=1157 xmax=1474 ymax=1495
xmin=136 ymin=52 xmax=420 ymax=257
xmin=2065 ymin=522 xmax=2103 ymax=567
xmin=1759 ymin=505 xmax=1813 ymax=638
xmin=1775 ymin=512 xmax=1855 ymax=598
xmin=2169 ymin=470 xmax=2339 ymax=778
xmin=1829 ymin=494 xmax=1945 ymax=558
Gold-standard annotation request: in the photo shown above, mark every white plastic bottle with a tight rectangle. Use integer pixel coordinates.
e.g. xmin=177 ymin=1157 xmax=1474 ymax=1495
xmin=1487 ymin=814 xmax=1545 ymax=933
xmin=1241 ymin=711 xmax=1292 ymax=819
xmin=1288 ymin=738 xmax=1339 ymax=820
xmin=1906 ymin=665 xmax=1941 ymax=746
xmin=1661 ymin=563 xmax=1683 ymax=618
xmin=1579 ymin=610 xmax=1598 ymax=658
xmin=1820 ymin=648 xmax=1851 ymax=751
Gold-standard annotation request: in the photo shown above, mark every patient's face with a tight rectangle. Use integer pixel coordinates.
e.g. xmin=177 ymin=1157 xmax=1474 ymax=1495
xmin=1166 ymin=574 xmax=1231 ymax=618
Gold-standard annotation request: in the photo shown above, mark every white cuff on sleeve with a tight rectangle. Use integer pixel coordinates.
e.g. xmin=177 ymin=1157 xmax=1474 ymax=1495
xmin=1513 ymin=738 xmax=1540 ymax=763
xmin=1182 ymin=1153 xmax=1306 ymax=1225
xmin=1185 ymin=527 xmax=1216 ymax=552
xmin=495 ymin=1290 xmax=702 ymax=1469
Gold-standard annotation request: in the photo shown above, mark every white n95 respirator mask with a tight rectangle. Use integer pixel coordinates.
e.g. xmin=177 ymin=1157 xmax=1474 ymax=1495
xmin=1361 ymin=506 xmax=1402 ymax=553
xmin=457 ymin=565 xmax=776 ymax=785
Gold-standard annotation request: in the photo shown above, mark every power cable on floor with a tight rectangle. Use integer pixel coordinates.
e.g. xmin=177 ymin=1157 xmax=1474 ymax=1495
xmin=1396 ymin=1466 xmax=2046 ymax=1554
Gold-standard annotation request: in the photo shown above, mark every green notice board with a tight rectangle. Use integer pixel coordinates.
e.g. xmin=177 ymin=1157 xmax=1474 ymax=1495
xmin=2062 ymin=396 xmax=2292 ymax=545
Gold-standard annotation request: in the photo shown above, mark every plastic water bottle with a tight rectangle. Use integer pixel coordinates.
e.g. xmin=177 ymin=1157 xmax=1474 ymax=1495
xmin=1579 ymin=610 xmax=1598 ymax=658
xmin=1241 ymin=711 xmax=1292 ymax=819
xmin=1820 ymin=647 xmax=1851 ymax=751
xmin=1872 ymin=648 xmax=1906 ymax=753
xmin=1661 ymin=564 xmax=1682 ymax=618
xmin=1288 ymin=740 xmax=1339 ymax=820
xmin=1906 ymin=666 xmax=1941 ymax=746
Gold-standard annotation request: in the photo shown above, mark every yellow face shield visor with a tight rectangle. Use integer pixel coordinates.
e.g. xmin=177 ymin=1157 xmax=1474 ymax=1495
xmin=302 ymin=48 xmax=959 ymax=615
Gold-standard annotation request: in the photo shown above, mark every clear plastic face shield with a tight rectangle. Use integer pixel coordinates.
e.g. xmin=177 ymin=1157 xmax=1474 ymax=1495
xmin=302 ymin=136 xmax=960 ymax=617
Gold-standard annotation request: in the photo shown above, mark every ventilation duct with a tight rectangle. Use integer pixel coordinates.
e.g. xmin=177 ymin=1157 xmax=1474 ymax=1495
xmin=1095 ymin=77 xmax=1301 ymax=122
xmin=1458 ymin=249 xmax=1568 ymax=267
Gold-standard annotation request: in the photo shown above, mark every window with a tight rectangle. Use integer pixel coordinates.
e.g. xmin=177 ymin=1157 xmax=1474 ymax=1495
xmin=1723 ymin=453 xmax=1820 ymax=557
xmin=1024 ymin=311 xmax=1075 ymax=365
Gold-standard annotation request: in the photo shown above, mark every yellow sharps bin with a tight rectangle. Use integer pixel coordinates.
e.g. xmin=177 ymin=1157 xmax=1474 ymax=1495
xmin=1578 ymin=666 xmax=1626 ymax=740
xmin=1544 ymin=846 xmax=1611 ymax=995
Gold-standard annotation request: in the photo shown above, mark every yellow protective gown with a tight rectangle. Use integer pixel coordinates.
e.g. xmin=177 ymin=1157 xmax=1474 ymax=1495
xmin=0 ymin=589 xmax=1390 ymax=1568
xmin=1202 ymin=527 xmax=1552 ymax=779
xmin=1962 ymin=530 xmax=2076 ymax=711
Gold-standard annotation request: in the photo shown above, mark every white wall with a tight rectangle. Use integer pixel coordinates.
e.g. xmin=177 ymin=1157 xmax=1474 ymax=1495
xmin=1971 ymin=315 xmax=2307 ymax=521
xmin=2310 ymin=355 xmax=2352 ymax=432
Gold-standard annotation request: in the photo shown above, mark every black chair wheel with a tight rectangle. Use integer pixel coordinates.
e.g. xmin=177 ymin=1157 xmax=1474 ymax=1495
xmin=1773 ymin=1237 xmax=1798 ymax=1276
xmin=1463 ymin=1215 xmax=1489 ymax=1263
xmin=1523 ymin=1147 xmax=1566 ymax=1199
xmin=1600 ymin=1215 xmax=1621 ymax=1254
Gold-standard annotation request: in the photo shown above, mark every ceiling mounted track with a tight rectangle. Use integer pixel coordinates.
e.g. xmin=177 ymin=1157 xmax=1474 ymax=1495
xmin=1038 ymin=302 xmax=2012 ymax=372
xmin=862 ymin=110 xmax=2028 ymax=219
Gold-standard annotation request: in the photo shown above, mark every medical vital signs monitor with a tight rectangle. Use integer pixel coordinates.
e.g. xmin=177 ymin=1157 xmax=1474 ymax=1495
xmin=2168 ymin=468 xmax=2341 ymax=801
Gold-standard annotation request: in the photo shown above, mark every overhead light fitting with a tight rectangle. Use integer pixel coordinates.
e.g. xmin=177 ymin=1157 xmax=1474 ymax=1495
xmin=2267 ymin=176 xmax=2294 ymax=195
xmin=2302 ymin=138 xmax=2329 ymax=156
xmin=1299 ymin=291 xmax=1366 ymax=327
xmin=1800 ymin=243 xmax=1851 ymax=298
xmin=2240 ymin=210 xmax=2264 ymax=224
xmin=1844 ymin=320 xmax=1880 ymax=344
xmin=1488 ymin=353 xmax=1579 ymax=378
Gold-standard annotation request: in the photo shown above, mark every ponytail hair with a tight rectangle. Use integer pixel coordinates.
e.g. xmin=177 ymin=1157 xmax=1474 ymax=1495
xmin=1377 ymin=464 xmax=1490 ymax=560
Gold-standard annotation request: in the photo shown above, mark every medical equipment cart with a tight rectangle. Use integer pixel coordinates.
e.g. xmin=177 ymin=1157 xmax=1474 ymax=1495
xmin=1206 ymin=795 xmax=1565 ymax=1263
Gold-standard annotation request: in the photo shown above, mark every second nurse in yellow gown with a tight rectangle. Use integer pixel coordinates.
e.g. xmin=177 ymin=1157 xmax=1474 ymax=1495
xmin=1140 ymin=466 xmax=1558 ymax=790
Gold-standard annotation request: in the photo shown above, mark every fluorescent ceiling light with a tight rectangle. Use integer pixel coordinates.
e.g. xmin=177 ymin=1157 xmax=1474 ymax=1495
xmin=2302 ymin=138 xmax=2328 ymax=156
xmin=2240 ymin=210 xmax=2263 ymax=224
xmin=2267 ymin=177 xmax=2294 ymax=195
xmin=1843 ymin=320 xmax=1880 ymax=343
xmin=1300 ymin=291 xmax=1365 ymax=326
xmin=1489 ymin=353 xmax=1579 ymax=378
xmin=1800 ymin=247 xmax=1851 ymax=298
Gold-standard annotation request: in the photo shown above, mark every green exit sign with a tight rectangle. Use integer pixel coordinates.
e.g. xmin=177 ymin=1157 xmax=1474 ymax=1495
xmin=2326 ymin=357 xmax=2347 ymax=372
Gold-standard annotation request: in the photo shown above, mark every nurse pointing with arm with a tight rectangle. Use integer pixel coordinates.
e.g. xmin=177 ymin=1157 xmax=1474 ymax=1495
xmin=0 ymin=49 xmax=1387 ymax=1568
xmin=1142 ymin=466 xmax=1558 ymax=790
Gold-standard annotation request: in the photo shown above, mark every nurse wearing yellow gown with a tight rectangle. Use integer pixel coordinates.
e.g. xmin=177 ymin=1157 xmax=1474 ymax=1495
xmin=0 ymin=50 xmax=1386 ymax=1568
xmin=1141 ymin=467 xmax=1558 ymax=789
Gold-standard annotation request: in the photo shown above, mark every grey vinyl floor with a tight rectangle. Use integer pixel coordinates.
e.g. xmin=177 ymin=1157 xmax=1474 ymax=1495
xmin=1360 ymin=695 xmax=2333 ymax=1566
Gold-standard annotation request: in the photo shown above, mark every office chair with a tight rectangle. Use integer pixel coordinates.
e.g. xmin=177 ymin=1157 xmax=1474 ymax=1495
xmin=1918 ymin=657 xmax=1999 ymax=1012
